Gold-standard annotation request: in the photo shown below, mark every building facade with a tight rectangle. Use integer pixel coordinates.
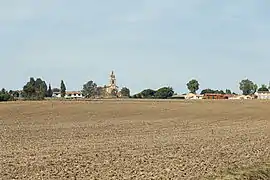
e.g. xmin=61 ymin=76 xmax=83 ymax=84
xmin=52 ymin=91 xmax=84 ymax=98
xmin=104 ymin=71 xmax=119 ymax=97
xmin=203 ymin=93 xmax=233 ymax=99
xmin=255 ymin=91 xmax=270 ymax=99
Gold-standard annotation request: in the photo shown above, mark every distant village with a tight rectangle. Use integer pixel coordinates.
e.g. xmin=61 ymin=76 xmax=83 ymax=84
xmin=1 ymin=70 xmax=270 ymax=101
xmin=51 ymin=71 xmax=270 ymax=100
xmin=171 ymin=92 xmax=267 ymax=100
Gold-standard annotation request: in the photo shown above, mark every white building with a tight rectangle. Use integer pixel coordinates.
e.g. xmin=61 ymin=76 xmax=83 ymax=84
xmin=255 ymin=91 xmax=270 ymax=99
xmin=184 ymin=93 xmax=203 ymax=99
xmin=171 ymin=93 xmax=203 ymax=100
xmin=52 ymin=91 xmax=84 ymax=98
xmin=52 ymin=92 xmax=61 ymax=98
xmin=228 ymin=95 xmax=253 ymax=100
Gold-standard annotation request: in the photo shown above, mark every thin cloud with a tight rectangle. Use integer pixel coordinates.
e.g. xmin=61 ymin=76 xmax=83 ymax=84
xmin=0 ymin=0 xmax=60 ymax=22
xmin=109 ymin=0 xmax=204 ymax=23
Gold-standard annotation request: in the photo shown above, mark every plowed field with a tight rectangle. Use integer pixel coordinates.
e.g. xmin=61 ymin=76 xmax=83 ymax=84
xmin=0 ymin=100 xmax=269 ymax=179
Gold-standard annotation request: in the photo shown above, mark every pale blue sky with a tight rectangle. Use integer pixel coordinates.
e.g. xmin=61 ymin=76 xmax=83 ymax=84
xmin=1 ymin=0 xmax=270 ymax=94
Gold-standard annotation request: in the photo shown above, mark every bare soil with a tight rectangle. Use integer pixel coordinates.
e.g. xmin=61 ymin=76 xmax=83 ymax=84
xmin=0 ymin=100 xmax=269 ymax=179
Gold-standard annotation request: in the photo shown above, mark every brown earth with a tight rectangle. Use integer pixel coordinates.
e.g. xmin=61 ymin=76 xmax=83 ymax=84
xmin=0 ymin=100 xmax=269 ymax=180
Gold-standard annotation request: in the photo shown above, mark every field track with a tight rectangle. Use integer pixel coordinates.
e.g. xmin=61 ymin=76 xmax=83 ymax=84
xmin=0 ymin=100 xmax=269 ymax=179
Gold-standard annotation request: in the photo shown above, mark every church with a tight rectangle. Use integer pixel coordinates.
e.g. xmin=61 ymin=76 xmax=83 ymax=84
xmin=104 ymin=71 xmax=119 ymax=97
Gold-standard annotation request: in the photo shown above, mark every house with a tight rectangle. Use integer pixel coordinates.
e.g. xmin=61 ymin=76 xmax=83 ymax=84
xmin=254 ymin=91 xmax=270 ymax=99
xmin=203 ymin=93 xmax=225 ymax=99
xmin=52 ymin=92 xmax=61 ymax=98
xmin=203 ymin=93 xmax=233 ymax=99
xmin=171 ymin=93 xmax=203 ymax=99
xmin=228 ymin=95 xmax=253 ymax=100
xmin=65 ymin=91 xmax=84 ymax=98
xmin=185 ymin=93 xmax=203 ymax=99
xmin=52 ymin=91 xmax=84 ymax=98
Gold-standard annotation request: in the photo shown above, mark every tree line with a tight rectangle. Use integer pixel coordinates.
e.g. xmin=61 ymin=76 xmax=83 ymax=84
xmin=0 ymin=77 xmax=269 ymax=101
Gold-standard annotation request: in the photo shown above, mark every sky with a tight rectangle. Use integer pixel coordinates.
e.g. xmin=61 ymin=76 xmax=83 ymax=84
xmin=1 ymin=0 xmax=270 ymax=94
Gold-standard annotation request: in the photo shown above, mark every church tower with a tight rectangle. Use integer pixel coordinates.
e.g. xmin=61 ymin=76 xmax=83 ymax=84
xmin=105 ymin=70 xmax=118 ymax=96
xmin=109 ymin=71 xmax=116 ymax=87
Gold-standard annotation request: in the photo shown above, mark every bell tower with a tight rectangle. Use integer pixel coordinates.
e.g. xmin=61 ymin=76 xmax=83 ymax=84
xmin=109 ymin=71 xmax=116 ymax=87
xmin=105 ymin=70 xmax=119 ymax=96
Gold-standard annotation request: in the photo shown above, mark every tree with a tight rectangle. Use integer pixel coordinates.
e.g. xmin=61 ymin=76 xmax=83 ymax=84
xmin=82 ymin=80 xmax=97 ymax=98
xmin=52 ymin=88 xmax=60 ymax=92
xmin=154 ymin=87 xmax=174 ymax=99
xmin=96 ymin=87 xmax=104 ymax=97
xmin=120 ymin=87 xmax=130 ymax=97
xmin=0 ymin=88 xmax=11 ymax=101
xmin=132 ymin=93 xmax=142 ymax=98
xmin=22 ymin=77 xmax=47 ymax=100
xmin=47 ymin=84 xmax=53 ymax=97
xmin=200 ymin=88 xmax=225 ymax=95
xmin=0 ymin=92 xmax=10 ymax=101
xmin=187 ymin=79 xmax=199 ymax=94
xmin=12 ymin=91 xmax=20 ymax=98
xmin=1 ymin=88 xmax=6 ymax=94
xmin=258 ymin=84 xmax=269 ymax=92
xmin=239 ymin=79 xmax=257 ymax=95
xmin=60 ymin=80 xmax=66 ymax=97
xmin=225 ymin=89 xmax=232 ymax=94
xmin=35 ymin=78 xmax=47 ymax=98
xmin=140 ymin=89 xmax=156 ymax=98
xmin=23 ymin=77 xmax=36 ymax=98
xmin=218 ymin=90 xmax=225 ymax=94
xmin=254 ymin=84 xmax=258 ymax=93
xmin=200 ymin=88 xmax=214 ymax=95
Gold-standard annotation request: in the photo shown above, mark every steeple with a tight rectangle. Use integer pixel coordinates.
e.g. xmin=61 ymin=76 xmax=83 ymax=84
xmin=105 ymin=70 xmax=119 ymax=96
xmin=110 ymin=71 xmax=115 ymax=78
xmin=109 ymin=70 xmax=116 ymax=86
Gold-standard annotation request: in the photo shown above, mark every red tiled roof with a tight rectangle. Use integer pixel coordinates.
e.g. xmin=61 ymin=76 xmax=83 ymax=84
xmin=66 ymin=91 xmax=82 ymax=95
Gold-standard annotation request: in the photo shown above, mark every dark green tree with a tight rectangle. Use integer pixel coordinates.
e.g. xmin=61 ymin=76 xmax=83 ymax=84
xmin=22 ymin=77 xmax=47 ymax=100
xmin=120 ymin=87 xmax=130 ymax=97
xmin=0 ymin=88 xmax=11 ymax=101
xmin=218 ymin=90 xmax=225 ymax=94
xmin=96 ymin=87 xmax=104 ymax=97
xmin=187 ymin=79 xmax=199 ymax=94
xmin=23 ymin=78 xmax=35 ymax=98
xmin=154 ymin=87 xmax=174 ymax=99
xmin=52 ymin=88 xmax=60 ymax=92
xmin=0 ymin=93 xmax=10 ymax=101
xmin=225 ymin=89 xmax=232 ymax=94
xmin=132 ymin=93 xmax=142 ymax=98
xmin=60 ymin=80 xmax=66 ymax=97
xmin=239 ymin=79 xmax=257 ymax=95
xmin=258 ymin=84 xmax=269 ymax=92
xmin=200 ymin=88 xmax=215 ymax=94
xmin=1 ymin=88 xmax=6 ymax=94
xmin=35 ymin=78 xmax=47 ymax=99
xmin=12 ymin=91 xmax=20 ymax=98
xmin=200 ymin=89 xmax=225 ymax=94
xmin=47 ymin=84 xmax=53 ymax=97
xmin=140 ymin=89 xmax=156 ymax=98
xmin=82 ymin=80 xmax=97 ymax=98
